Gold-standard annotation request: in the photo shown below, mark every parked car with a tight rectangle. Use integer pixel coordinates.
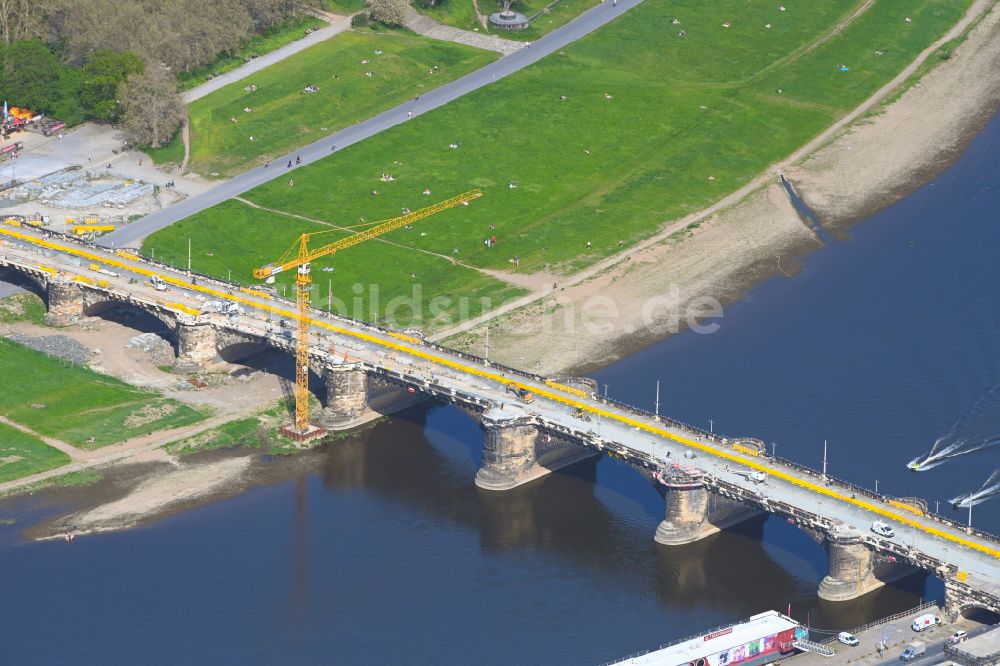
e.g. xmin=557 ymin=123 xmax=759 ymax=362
xmin=871 ymin=521 xmax=896 ymax=538
xmin=911 ymin=613 xmax=941 ymax=632
xmin=838 ymin=632 xmax=859 ymax=646
xmin=947 ymin=630 xmax=968 ymax=644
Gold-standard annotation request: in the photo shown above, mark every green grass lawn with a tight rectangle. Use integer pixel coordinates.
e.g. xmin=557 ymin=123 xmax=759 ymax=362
xmin=415 ymin=0 xmax=597 ymax=40
xmin=155 ymin=31 xmax=497 ymax=176
xmin=176 ymin=15 xmax=327 ymax=92
xmin=148 ymin=0 xmax=970 ymax=328
xmin=0 ymin=339 xmax=208 ymax=450
xmin=323 ymin=0 xmax=368 ymax=14
xmin=0 ymin=422 xmax=70 ymax=483
xmin=0 ymin=292 xmax=46 ymax=325
xmin=145 ymin=198 xmax=526 ymax=330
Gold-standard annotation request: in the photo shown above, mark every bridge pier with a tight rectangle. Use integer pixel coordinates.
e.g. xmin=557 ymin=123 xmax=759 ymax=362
xmin=818 ymin=527 xmax=878 ymax=602
xmin=475 ymin=410 xmax=539 ymax=491
xmin=818 ymin=526 xmax=922 ymax=602
xmin=320 ymin=363 xmax=369 ymax=427
xmin=175 ymin=318 xmax=217 ymax=372
xmin=654 ymin=479 xmax=761 ymax=546
xmin=43 ymin=279 xmax=83 ymax=326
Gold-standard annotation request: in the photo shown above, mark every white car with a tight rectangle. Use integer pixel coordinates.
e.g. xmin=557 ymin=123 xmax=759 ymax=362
xmin=871 ymin=521 xmax=895 ymax=538
xmin=838 ymin=632 xmax=859 ymax=646
xmin=947 ymin=630 xmax=968 ymax=644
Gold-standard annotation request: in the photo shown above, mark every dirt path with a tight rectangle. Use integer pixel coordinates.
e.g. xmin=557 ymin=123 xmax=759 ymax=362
xmin=0 ymin=415 xmax=84 ymax=462
xmin=232 ymin=197 xmax=545 ymax=289
xmin=0 ymin=409 xmax=255 ymax=496
xmin=433 ymin=0 xmax=996 ymax=342
xmin=180 ymin=116 xmax=191 ymax=174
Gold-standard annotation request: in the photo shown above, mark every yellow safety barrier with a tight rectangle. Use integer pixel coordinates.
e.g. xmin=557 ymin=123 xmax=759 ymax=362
xmin=25 ymin=219 xmax=43 ymax=227
xmin=732 ymin=443 xmax=761 ymax=458
xmin=888 ymin=499 xmax=925 ymax=517
xmin=72 ymin=225 xmax=115 ymax=234
xmin=116 ymin=248 xmax=139 ymax=259
xmin=165 ymin=302 xmax=200 ymax=316
xmin=545 ymin=380 xmax=589 ymax=398
xmin=388 ymin=331 xmax=421 ymax=344
xmin=3 ymin=225 xmax=999 ymax=562
xmin=4 ymin=217 xmax=21 ymax=227
xmin=73 ymin=275 xmax=95 ymax=285
xmin=36 ymin=265 xmax=56 ymax=275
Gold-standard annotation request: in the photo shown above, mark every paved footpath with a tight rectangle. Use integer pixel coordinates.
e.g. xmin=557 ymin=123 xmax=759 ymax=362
xmin=100 ymin=0 xmax=635 ymax=248
xmin=403 ymin=5 xmax=523 ymax=55
xmin=182 ymin=14 xmax=353 ymax=103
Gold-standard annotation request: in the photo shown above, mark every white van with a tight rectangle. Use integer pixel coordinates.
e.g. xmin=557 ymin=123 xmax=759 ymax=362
xmin=911 ymin=614 xmax=940 ymax=632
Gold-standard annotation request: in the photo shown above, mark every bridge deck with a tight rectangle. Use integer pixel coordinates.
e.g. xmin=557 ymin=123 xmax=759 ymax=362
xmin=3 ymin=225 xmax=1000 ymax=598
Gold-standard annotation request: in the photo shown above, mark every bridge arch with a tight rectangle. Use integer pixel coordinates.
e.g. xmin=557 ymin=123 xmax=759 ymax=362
xmin=215 ymin=340 xmax=327 ymax=405
xmin=80 ymin=298 xmax=177 ymax=347
xmin=957 ymin=603 xmax=1000 ymax=624
xmin=0 ymin=267 xmax=48 ymax=305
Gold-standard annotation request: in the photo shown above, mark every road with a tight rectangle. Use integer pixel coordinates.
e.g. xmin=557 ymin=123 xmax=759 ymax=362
xmin=6 ymin=225 xmax=1000 ymax=604
xmin=99 ymin=0 xmax=641 ymax=248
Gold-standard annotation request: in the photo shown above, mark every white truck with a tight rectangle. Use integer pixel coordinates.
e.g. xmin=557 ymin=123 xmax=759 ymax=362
xmin=911 ymin=613 xmax=940 ymax=632
xmin=900 ymin=640 xmax=926 ymax=661
xmin=150 ymin=275 xmax=168 ymax=292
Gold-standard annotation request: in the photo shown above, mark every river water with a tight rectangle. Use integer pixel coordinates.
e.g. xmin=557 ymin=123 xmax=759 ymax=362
xmin=3 ymin=115 xmax=1000 ymax=664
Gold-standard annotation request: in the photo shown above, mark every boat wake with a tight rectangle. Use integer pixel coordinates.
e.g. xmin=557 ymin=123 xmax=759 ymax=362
xmin=907 ymin=385 xmax=1000 ymax=471
xmin=951 ymin=469 xmax=1000 ymax=509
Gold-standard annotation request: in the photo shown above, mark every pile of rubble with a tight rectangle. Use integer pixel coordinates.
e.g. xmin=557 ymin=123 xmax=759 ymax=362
xmin=9 ymin=333 xmax=91 ymax=364
xmin=125 ymin=332 xmax=173 ymax=365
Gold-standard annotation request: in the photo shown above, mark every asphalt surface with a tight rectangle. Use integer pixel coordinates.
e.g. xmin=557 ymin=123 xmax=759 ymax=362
xmin=99 ymin=0 xmax=643 ymax=249
xmin=7 ymin=227 xmax=1000 ymax=605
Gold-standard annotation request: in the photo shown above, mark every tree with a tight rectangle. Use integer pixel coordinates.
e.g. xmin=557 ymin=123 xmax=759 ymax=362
xmin=118 ymin=65 xmax=184 ymax=148
xmin=369 ymin=0 xmax=408 ymax=27
xmin=0 ymin=40 xmax=69 ymax=112
xmin=81 ymin=50 xmax=143 ymax=121
xmin=0 ymin=0 xmax=48 ymax=45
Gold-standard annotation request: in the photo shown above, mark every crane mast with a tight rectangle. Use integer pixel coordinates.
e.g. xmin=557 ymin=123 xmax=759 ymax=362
xmin=254 ymin=189 xmax=483 ymax=436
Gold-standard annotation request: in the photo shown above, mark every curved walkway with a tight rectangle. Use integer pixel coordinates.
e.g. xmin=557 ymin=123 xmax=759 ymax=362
xmin=100 ymin=0 xmax=637 ymax=248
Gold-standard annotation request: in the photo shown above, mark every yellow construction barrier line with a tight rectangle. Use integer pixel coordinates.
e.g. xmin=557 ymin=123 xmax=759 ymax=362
xmin=544 ymin=380 xmax=589 ymax=398
xmin=3 ymin=226 xmax=998 ymax=561
xmin=732 ymin=443 xmax=761 ymax=458
xmin=888 ymin=499 xmax=926 ymax=518
xmin=165 ymin=302 xmax=200 ymax=316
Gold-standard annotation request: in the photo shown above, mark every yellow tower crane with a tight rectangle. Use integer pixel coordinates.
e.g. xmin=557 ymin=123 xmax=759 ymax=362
xmin=253 ymin=188 xmax=483 ymax=434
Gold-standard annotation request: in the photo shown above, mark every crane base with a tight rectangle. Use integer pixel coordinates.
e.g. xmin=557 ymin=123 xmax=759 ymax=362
xmin=278 ymin=424 xmax=328 ymax=443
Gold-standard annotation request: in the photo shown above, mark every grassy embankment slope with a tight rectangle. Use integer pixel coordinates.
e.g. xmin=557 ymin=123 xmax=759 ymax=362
xmin=145 ymin=0 xmax=970 ymax=332
xmin=151 ymin=30 xmax=497 ymax=176
xmin=0 ymin=422 xmax=70 ymax=484
xmin=416 ymin=0 xmax=596 ymax=41
xmin=0 ymin=339 xmax=207 ymax=451
xmin=175 ymin=14 xmax=327 ymax=93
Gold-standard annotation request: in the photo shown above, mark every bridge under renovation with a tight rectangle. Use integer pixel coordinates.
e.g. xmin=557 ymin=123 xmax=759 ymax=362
xmin=3 ymin=224 xmax=1000 ymax=618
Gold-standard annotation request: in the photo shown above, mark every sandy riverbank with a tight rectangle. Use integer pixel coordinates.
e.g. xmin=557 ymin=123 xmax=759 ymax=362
xmin=785 ymin=6 xmax=1000 ymax=231
xmin=447 ymin=1 xmax=1000 ymax=376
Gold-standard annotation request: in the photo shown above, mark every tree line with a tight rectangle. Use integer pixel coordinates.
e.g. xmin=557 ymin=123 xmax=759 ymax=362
xmin=0 ymin=0 xmax=316 ymax=147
